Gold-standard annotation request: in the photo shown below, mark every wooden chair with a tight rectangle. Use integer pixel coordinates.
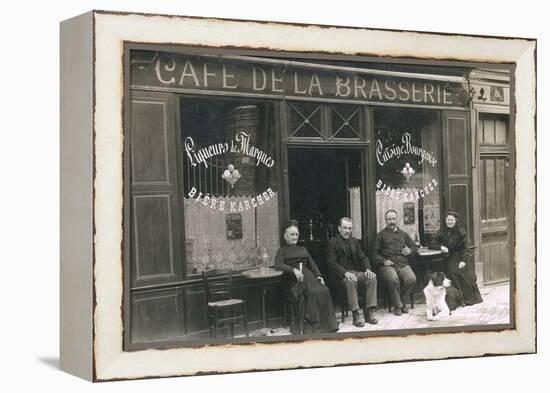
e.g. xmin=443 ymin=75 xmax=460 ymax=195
xmin=379 ymin=275 xmax=415 ymax=311
xmin=333 ymin=281 xmax=365 ymax=322
xmin=202 ymin=268 xmax=249 ymax=338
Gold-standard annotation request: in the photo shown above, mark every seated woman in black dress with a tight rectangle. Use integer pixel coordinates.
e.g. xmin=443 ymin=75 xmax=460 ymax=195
xmin=274 ymin=220 xmax=339 ymax=335
xmin=433 ymin=209 xmax=483 ymax=306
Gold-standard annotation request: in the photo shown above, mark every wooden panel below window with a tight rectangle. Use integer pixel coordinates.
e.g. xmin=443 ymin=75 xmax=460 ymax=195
xmin=130 ymin=289 xmax=184 ymax=343
xmin=185 ymin=285 xmax=209 ymax=334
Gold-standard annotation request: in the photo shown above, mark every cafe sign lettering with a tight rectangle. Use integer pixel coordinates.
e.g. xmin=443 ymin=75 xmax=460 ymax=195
xmin=375 ymin=132 xmax=440 ymax=201
xmin=186 ymin=132 xmax=276 ymax=212
xmin=131 ymin=52 xmax=469 ymax=107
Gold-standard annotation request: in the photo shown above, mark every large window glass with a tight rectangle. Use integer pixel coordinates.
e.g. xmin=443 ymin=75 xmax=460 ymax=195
xmin=180 ymin=98 xmax=279 ymax=275
xmin=374 ymin=108 xmax=442 ymax=245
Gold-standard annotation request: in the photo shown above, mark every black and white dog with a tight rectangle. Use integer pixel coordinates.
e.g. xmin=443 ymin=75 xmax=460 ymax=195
xmin=423 ymin=272 xmax=452 ymax=321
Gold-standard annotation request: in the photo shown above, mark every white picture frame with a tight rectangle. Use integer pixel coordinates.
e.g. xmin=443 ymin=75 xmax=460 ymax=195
xmin=60 ymin=10 xmax=536 ymax=381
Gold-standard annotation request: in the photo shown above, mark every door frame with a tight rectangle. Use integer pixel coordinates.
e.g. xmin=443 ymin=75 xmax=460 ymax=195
xmin=279 ymin=102 xmax=374 ymax=255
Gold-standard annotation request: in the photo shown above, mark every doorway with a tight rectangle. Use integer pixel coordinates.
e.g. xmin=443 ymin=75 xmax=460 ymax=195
xmin=287 ymin=147 xmax=364 ymax=276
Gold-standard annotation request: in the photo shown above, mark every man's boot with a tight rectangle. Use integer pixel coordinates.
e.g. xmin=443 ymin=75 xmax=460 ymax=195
xmin=364 ymin=307 xmax=378 ymax=325
xmin=352 ymin=310 xmax=365 ymax=327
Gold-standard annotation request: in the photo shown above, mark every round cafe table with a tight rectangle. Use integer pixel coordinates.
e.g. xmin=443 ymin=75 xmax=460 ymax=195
xmin=416 ymin=247 xmax=445 ymax=285
xmin=241 ymin=268 xmax=283 ymax=328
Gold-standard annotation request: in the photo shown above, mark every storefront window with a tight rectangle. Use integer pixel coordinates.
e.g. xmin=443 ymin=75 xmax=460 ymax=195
xmin=180 ymin=98 xmax=279 ymax=275
xmin=374 ymin=108 xmax=442 ymax=245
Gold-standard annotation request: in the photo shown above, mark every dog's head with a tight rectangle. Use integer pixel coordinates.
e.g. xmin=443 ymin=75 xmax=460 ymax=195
xmin=430 ymin=272 xmax=451 ymax=288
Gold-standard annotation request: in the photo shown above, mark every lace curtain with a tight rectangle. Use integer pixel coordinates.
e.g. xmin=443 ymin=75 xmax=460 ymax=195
xmin=348 ymin=186 xmax=362 ymax=239
xmin=184 ymin=193 xmax=279 ymax=274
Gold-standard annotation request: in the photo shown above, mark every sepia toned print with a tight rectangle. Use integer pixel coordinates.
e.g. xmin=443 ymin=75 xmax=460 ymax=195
xmin=126 ymin=47 xmax=513 ymax=347
xmin=60 ymin=11 xmax=536 ymax=381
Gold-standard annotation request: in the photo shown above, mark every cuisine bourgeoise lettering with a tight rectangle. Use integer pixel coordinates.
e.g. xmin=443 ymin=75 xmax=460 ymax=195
xmin=375 ymin=131 xmax=440 ymax=201
xmin=376 ymin=132 xmax=438 ymax=167
xmin=145 ymin=55 xmax=466 ymax=106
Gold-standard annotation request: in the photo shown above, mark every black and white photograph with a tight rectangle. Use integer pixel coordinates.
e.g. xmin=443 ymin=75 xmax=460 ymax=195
xmin=55 ymin=9 xmax=538 ymax=380
xmin=126 ymin=47 xmax=514 ymax=346
xmin=4 ymin=0 xmax=546 ymax=389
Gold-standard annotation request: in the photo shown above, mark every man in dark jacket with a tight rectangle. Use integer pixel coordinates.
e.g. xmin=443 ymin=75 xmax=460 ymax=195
xmin=373 ymin=209 xmax=417 ymax=316
xmin=327 ymin=217 xmax=378 ymax=327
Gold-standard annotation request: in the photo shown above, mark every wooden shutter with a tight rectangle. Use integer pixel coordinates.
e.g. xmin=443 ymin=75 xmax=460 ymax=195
xmin=129 ymin=91 xmax=183 ymax=287
xmin=442 ymin=111 xmax=474 ymax=243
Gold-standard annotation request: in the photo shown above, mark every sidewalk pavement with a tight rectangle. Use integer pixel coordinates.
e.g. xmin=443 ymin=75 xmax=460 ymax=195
xmin=266 ymin=282 xmax=510 ymax=336
xmin=337 ymin=282 xmax=510 ymax=332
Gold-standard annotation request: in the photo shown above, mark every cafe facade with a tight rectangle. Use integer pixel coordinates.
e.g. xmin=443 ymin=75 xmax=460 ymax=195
xmin=125 ymin=46 xmax=513 ymax=348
